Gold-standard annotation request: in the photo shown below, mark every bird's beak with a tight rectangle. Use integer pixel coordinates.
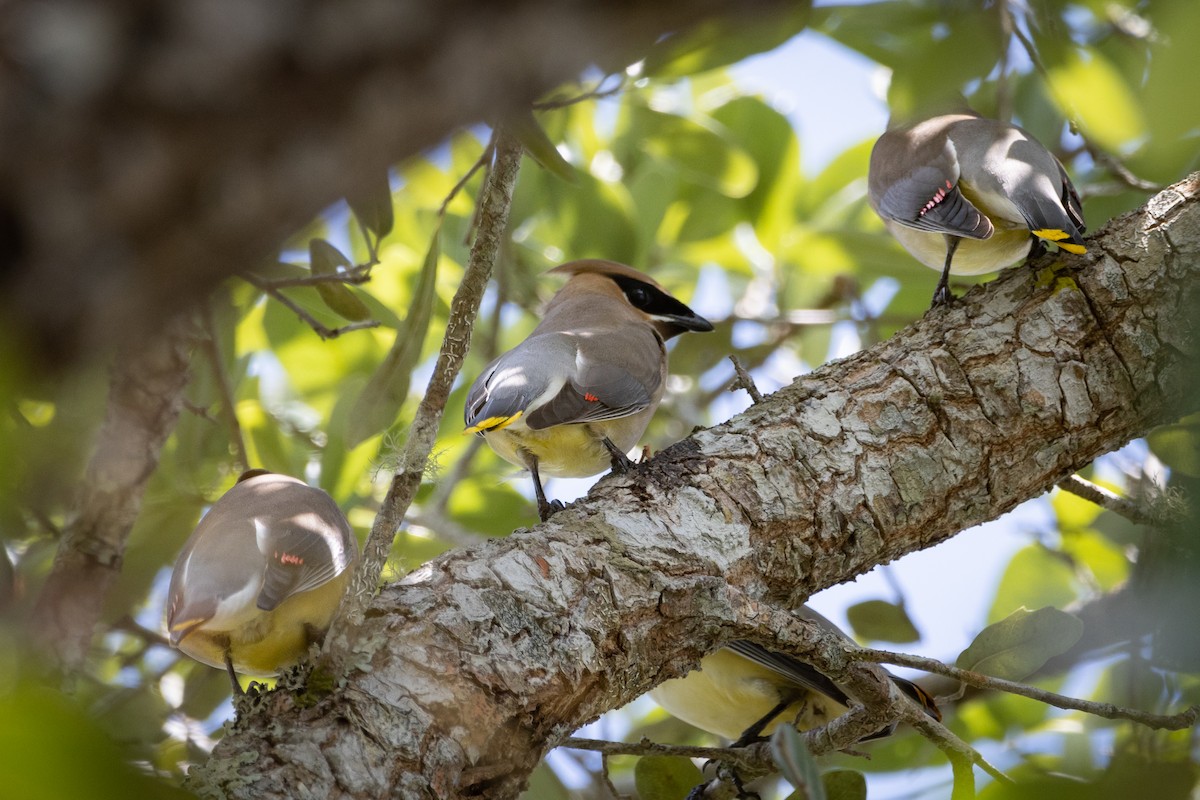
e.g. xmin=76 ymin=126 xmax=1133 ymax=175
xmin=660 ymin=311 xmax=714 ymax=333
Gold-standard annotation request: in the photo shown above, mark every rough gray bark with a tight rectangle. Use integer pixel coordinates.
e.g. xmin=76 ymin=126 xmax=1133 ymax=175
xmin=0 ymin=0 xmax=788 ymax=365
xmin=187 ymin=176 xmax=1200 ymax=799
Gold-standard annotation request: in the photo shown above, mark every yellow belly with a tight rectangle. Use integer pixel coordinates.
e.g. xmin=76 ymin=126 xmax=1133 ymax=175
xmin=649 ymin=649 xmax=845 ymax=740
xmin=177 ymin=572 xmax=349 ymax=677
xmin=887 ymin=221 xmax=1033 ymax=276
xmin=483 ymin=413 xmax=649 ymax=478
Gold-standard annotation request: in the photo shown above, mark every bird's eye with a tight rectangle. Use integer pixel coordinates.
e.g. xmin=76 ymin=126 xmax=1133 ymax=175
xmin=626 ymin=285 xmax=650 ymax=308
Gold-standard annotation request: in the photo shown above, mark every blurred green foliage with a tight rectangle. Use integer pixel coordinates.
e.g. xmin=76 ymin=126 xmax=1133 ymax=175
xmin=1 ymin=0 xmax=1198 ymax=798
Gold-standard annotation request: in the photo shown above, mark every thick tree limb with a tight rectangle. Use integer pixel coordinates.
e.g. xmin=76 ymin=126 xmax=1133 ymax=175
xmin=0 ymin=0 xmax=788 ymax=365
xmin=189 ymin=177 xmax=1200 ymax=800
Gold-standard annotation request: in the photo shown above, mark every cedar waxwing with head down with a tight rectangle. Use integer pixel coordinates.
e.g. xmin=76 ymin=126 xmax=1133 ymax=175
xmin=165 ymin=469 xmax=357 ymax=693
xmin=868 ymin=108 xmax=1086 ymax=307
xmin=464 ymin=260 xmax=713 ymax=521
xmin=650 ymin=606 xmax=941 ymax=746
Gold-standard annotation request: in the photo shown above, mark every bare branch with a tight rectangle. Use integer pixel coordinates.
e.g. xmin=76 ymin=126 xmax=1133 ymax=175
xmin=30 ymin=319 xmax=193 ymax=676
xmin=319 ymin=131 xmax=524 ymax=676
xmin=1057 ymin=474 xmax=1155 ymax=525
xmin=250 ymin=266 xmax=374 ymax=289
xmin=728 ymin=355 xmax=765 ymax=404
xmin=245 ymin=275 xmax=381 ymax=340
xmin=440 ymin=132 xmax=497 ymax=218
xmin=859 ymin=647 xmax=1199 ymax=730
xmin=561 ymin=737 xmax=768 ymax=770
xmin=534 ymin=73 xmax=628 ymax=110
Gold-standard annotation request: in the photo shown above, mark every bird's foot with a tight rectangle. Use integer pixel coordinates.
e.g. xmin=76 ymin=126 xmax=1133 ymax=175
xmin=602 ymin=437 xmax=638 ymax=474
xmin=537 ymin=498 xmax=566 ymax=522
xmin=929 ymin=282 xmax=956 ymax=309
xmin=688 ymin=760 xmax=760 ymax=800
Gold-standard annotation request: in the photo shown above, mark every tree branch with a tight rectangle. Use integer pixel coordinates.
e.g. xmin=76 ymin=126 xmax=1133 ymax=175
xmin=29 ymin=319 xmax=193 ymax=677
xmin=859 ymin=647 xmax=1198 ymax=730
xmin=1056 ymin=474 xmax=1155 ymax=525
xmin=318 ymin=131 xmax=523 ymax=677
xmin=190 ymin=175 xmax=1200 ymax=800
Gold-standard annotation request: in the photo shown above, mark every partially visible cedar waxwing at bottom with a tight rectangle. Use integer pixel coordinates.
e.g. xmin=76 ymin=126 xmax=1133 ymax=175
xmin=165 ymin=469 xmax=357 ymax=693
xmin=650 ymin=605 xmax=941 ymax=746
xmin=868 ymin=107 xmax=1086 ymax=307
xmin=463 ymin=260 xmax=713 ymax=521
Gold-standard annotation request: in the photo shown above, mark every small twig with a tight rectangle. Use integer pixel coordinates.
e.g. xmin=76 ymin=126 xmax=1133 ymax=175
xmin=1057 ymin=474 xmax=1155 ymax=525
xmin=245 ymin=275 xmax=380 ymax=340
xmin=728 ymin=355 xmax=764 ymax=404
xmin=533 ymin=73 xmax=627 ymax=110
xmin=250 ymin=266 xmax=373 ymax=289
xmin=356 ymin=216 xmax=379 ymax=266
xmin=440 ymin=131 xmax=496 ymax=218
xmin=859 ymin=647 xmax=1199 ymax=730
xmin=112 ymin=614 xmax=172 ymax=650
xmin=181 ymin=399 xmax=217 ymax=422
xmin=599 ymin=753 xmax=625 ymax=800
xmin=560 ymin=738 xmax=768 ymax=771
xmin=1085 ymin=146 xmax=1166 ymax=193
xmin=201 ymin=300 xmax=249 ymax=473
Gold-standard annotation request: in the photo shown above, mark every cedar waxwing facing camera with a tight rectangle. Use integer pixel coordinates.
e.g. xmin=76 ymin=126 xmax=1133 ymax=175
xmin=868 ymin=109 xmax=1086 ymax=307
xmin=464 ymin=260 xmax=713 ymax=521
xmin=650 ymin=606 xmax=941 ymax=745
xmin=165 ymin=470 xmax=357 ymax=692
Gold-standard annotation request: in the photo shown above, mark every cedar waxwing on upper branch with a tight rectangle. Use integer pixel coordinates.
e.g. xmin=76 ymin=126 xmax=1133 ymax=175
xmin=650 ymin=606 xmax=941 ymax=746
xmin=464 ymin=260 xmax=713 ymax=521
xmin=165 ymin=469 xmax=358 ymax=693
xmin=868 ymin=108 xmax=1086 ymax=307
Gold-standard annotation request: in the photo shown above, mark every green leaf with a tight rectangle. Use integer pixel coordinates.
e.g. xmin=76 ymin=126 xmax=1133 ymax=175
xmin=845 ymin=599 xmax=921 ymax=644
xmin=633 ymin=105 xmax=758 ymax=198
xmin=507 ymin=110 xmax=577 ymax=184
xmin=308 ymin=239 xmax=372 ymax=322
xmin=1060 ymin=530 xmax=1130 ymax=592
xmin=987 ymin=544 xmax=1079 ymax=624
xmin=1147 ymin=413 xmax=1200 ymax=477
xmin=1047 ymin=51 xmax=1146 ymax=152
xmin=347 ymin=170 xmax=395 ymax=240
xmin=771 ymin=723 xmax=826 ymax=800
xmin=0 ymin=683 xmax=192 ymax=800
xmin=642 ymin=5 xmax=812 ymax=78
xmin=344 ymin=226 xmax=441 ymax=447
xmin=633 ymin=755 xmax=704 ymax=800
xmin=1051 ymin=483 xmax=1104 ymax=532
xmin=956 ymin=606 xmax=1084 ymax=681
xmin=518 ymin=763 xmax=571 ymax=800
xmin=310 ymin=238 xmax=351 ymax=276
xmin=822 ymin=770 xmax=867 ymax=800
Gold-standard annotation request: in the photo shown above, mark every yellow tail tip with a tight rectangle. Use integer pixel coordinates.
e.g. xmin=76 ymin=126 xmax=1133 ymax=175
xmin=463 ymin=411 xmax=522 ymax=435
xmin=1033 ymin=229 xmax=1086 ymax=255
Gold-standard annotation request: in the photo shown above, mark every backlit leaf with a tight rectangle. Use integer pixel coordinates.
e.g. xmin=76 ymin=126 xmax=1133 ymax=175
xmin=956 ymin=606 xmax=1083 ymax=681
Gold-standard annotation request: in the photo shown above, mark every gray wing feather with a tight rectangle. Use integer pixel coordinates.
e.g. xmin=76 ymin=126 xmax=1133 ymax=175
xmin=876 ymin=165 xmax=993 ymax=239
xmin=724 ymin=640 xmax=852 ymax=707
xmin=256 ymin=516 xmax=352 ymax=611
xmin=524 ymin=360 xmax=653 ymax=430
